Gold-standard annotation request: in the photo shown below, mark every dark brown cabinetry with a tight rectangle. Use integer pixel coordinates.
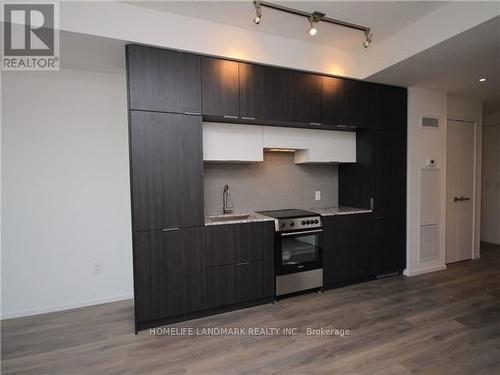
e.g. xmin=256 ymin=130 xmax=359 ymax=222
xmin=134 ymin=227 xmax=205 ymax=326
xmin=338 ymin=85 xmax=407 ymax=276
xmin=202 ymin=57 xmax=239 ymax=117
xmin=126 ymin=45 xmax=201 ymax=114
xmin=129 ymin=111 xmax=204 ymax=231
xmin=321 ymin=76 xmax=345 ymax=126
xmin=323 ymin=213 xmax=373 ymax=288
xmin=205 ymin=222 xmax=274 ymax=266
xmin=205 ymin=222 xmax=274 ymax=308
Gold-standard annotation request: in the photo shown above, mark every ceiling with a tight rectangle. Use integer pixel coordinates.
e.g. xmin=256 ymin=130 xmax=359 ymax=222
xmin=368 ymin=16 xmax=500 ymax=106
xmin=126 ymin=1 xmax=447 ymax=51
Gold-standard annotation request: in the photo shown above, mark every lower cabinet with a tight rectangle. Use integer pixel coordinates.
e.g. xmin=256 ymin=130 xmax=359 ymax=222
xmin=323 ymin=213 xmax=374 ymax=288
xmin=205 ymin=222 xmax=275 ymax=308
xmin=133 ymin=227 xmax=206 ymax=325
xmin=206 ymin=260 xmax=273 ymax=308
xmin=373 ymin=216 xmax=406 ymax=276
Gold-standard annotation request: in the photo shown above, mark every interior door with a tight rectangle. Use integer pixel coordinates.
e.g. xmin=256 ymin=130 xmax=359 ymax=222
xmin=446 ymin=120 xmax=475 ymax=263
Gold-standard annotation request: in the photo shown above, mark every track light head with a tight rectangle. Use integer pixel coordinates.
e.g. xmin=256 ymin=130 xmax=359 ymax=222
xmin=307 ymin=12 xmax=324 ymax=36
xmin=363 ymin=31 xmax=373 ymax=48
xmin=253 ymin=1 xmax=262 ymax=24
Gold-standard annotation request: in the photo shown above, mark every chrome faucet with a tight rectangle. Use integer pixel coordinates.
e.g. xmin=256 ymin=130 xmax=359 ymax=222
xmin=223 ymin=184 xmax=233 ymax=214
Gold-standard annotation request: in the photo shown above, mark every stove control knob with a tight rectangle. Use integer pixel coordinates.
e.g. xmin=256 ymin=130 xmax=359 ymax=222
xmin=314 ymin=219 xmax=319 ymax=224
xmin=301 ymin=220 xmax=306 ymax=225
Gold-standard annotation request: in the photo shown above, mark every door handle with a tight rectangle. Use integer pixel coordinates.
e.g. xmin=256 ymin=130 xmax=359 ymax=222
xmin=461 ymin=196 xmax=471 ymax=201
xmin=454 ymin=197 xmax=463 ymax=202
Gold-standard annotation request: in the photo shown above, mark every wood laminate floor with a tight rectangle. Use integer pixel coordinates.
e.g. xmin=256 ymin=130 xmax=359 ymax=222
xmin=2 ymin=243 xmax=500 ymax=375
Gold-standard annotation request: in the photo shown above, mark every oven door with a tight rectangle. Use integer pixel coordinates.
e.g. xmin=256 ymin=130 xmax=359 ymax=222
xmin=276 ymin=229 xmax=323 ymax=275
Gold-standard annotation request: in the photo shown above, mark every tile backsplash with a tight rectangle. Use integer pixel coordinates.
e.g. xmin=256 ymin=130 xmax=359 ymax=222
xmin=204 ymin=151 xmax=338 ymax=216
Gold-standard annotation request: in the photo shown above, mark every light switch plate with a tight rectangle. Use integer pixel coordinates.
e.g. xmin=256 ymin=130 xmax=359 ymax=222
xmin=315 ymin=191 xmax=321 ymax=201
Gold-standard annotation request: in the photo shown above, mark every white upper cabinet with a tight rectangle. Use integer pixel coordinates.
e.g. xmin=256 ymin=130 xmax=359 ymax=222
xmin=263 ymin=126 xmax=309 ymax=150
xmin=294 ymin=130 xmax=356 ymax=164
xmin=203 ymin=123 xmax=263 ymax=162
xmin=203 ymin=123 xmax=356 ymax=163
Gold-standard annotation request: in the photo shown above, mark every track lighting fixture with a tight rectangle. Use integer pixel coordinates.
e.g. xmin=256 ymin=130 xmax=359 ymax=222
xmin=253 ymin=1 xmax=262 ymax=24
xmin=307 ymin=12 xmax=324 ymax=36
xmin=251 ymin=1 xmax=373 ymax=48
xmin=362 ymin=31 xmax=373 ymax=48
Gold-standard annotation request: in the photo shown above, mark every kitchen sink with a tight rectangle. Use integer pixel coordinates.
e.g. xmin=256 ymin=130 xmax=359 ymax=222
xmin=208 ymin=214 xmax=250 ymax=222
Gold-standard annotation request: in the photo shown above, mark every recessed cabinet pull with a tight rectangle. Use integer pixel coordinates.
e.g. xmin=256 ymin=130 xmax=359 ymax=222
xmin=241 ymin=116 xmax=256 ymax=120
xmin=162 ymin=227 xmax=180 ymax=232
xmin=309 ymin=122 xmax=322 ymax=126
xmin=223 ymin=115 xmax=239 ymax=119
xmin=235 ymin=261 xmax=250 ymax=266
xmin=183 ymin=111 xmax=201 ymax=116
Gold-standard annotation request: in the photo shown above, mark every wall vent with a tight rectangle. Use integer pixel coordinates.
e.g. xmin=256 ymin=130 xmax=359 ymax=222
xmin=422 ymin=117 xmax=439 ymax=128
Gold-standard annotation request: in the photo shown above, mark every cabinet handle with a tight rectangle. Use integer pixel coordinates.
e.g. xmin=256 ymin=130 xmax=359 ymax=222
xmin=183 ymin=111 xmax=201 ymax=116
xmin=369 ymin=198 xmax=374 ymax=211
xmin=235 ymin=261 xmax=250 ymax=266
xmin=309 ymin=122 xmax=322 ymax=126
xmin=337 ymin=124 xmax=348 ymax=128
xmin=223 ymin=115 xmax=239 ymax=119
xmin=162 ymin=227 xmax=180 ymax=232
xmin=241 ymin=116 xmax=256 ymax=120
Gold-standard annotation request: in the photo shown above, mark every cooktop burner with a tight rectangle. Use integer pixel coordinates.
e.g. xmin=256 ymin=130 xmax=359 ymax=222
xmin=257 ymin=209 xmax=317 ymax=219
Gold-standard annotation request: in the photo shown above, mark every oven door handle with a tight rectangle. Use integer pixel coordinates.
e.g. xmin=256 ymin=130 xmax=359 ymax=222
xmin=281 ymin=229 xmax=323 ymax=237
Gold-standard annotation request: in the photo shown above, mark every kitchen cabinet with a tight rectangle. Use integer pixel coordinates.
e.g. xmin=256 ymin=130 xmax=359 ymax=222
xmin=239 ymin=63 xmax=288 ymax=122
xmin=203 ymin=122 xmax=263 ymax=162
xmin=323 ymin=213 xmax=373 ymax=288
xmin=205 ymin=222 xmax=274 ymax=266
xmin=202 ymin=57 xmax=239 ymax=118
xmin=294 ymin=129 xmax=356 ymax=163
xmin=321 ymin=76 xmax=345 ymax=127
xmin=134 ymin=227 xmax=205 ymax=325
xmin=262 ymin=126 xmax=309 ymax=150
xmin=126 ymin=45 xmax=201 ymax=114
xmin=344 ymin=79 xmax=369 ymax=128
xmin=239 ymin=63 xmax=322 ymax=124
xmin=338 ymin=85 xmax=407 ymax=276
xmin=206 ymin=260 xmax=274 ymax=308
xmin=130 ymin=111 xmax=204 ymax=231
xmin=205 ymin=221 xmax=274 ymax=308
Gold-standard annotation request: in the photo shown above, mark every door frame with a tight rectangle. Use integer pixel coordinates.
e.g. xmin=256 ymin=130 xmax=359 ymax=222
xmin=446 ymin=118 xmax=479 ymax=262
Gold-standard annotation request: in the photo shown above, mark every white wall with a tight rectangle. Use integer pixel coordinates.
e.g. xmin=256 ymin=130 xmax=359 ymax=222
xmin=405 ymin=88 xmax=448 ymax=276
xmin=482 ymin=106 xmax=500 ymax=244
xmin=447 ymin=96 xmax=483 ymax=258
xmin=1 ymin=68 xmax=132 ymax=318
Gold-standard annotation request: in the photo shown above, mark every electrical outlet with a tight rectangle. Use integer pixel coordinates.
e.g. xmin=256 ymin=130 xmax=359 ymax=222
xmin=315 ymin=191 xmax=321 ymax=201
xmin=93 ymin=262 xmax=102 ymax=275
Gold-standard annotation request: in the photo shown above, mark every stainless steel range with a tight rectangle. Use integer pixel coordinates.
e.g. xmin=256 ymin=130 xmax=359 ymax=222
xmin=257 ymin=209 xmax=323 ymax=297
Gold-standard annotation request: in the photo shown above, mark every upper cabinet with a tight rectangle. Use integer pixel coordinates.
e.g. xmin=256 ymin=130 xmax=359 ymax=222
xmin=321 ymin=76 xmax=345 ymax=127
xmin=239 ymin=63 xmax=288 ymax=122
xmin=130 ymin=111 xmax=204 ymax=231
xmin=126 ymin=45 xmax=201 ymax=114
xmin=286 ymin=70 xmax=322 ymax=124
xmin=295 ymin=130 xmax=356 ymax=164
xmin=344 ymin=79 xmax=369 ymax=128
xmin=203 ymin=123 xmax=264 ymax=162
xmin=202 ymin=57 xmax=239 ymax=118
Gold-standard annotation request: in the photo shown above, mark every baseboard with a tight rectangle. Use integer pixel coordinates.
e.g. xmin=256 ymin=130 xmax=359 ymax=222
xmin=1 ymin=293 xmax=133 ymax=320
xmin=403 ymin=264 xmax=447 ymax=277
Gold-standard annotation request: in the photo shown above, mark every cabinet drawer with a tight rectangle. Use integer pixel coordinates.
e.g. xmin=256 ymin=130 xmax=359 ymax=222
xmin=206 ymin=260 xmax=273 ymax=308
xmin=205 ymin=222 xmax=274 ymax=266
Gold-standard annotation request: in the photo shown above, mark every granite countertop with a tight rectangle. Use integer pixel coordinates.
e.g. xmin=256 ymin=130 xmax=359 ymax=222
xmin=310 ymin=206 xmax=372 ymax=216
xmin=205 ymin=212 xmax=275 ymax=226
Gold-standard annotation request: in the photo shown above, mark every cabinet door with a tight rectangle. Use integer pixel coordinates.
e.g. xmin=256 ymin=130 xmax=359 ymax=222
xmin=321 ymin=76 xmax=345 ymax=126
xmin=205 ymin=222 xmax=274 ymax=266
xmin=286 ymin=70 xmax=322 ymax=124
xmin=323 ymin=213 xmax=373 ymax=287
xmin=344 ymin=79 xmax=368 ymax=128
xmin=130 ymin=111 xmax=204 ymax=231
xmin=202 ymin=57 xmax=239 ymax=117
xmin=126 ymin=45 xmax=201 ymax=114
xmin=134 ymin=227 xmax=205 ymax=323
xmin=373 ymin=216 xmax=405 ymax=275
xmin=239 ymin=63 xmax=288 ymax=122
xmin=206 ymin=260 xmax=273 ymax=308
